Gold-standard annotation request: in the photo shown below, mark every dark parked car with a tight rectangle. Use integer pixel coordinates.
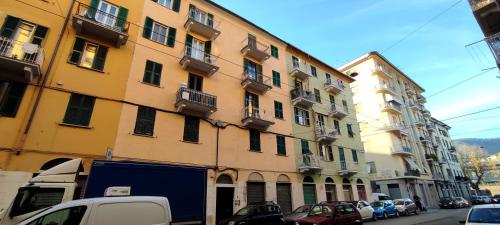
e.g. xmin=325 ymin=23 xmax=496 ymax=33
xmin=471 ymin=196 xmax=482 ymax=205
xmin=440 ymin=197 xmax=462 ymax=208
xmin=219 ymin=202 xmax=283 ymax=225
xmin=295 ymin=202 xmax=362 ymax=225
xmin=283 ymin=205 xmax=314 ymax=225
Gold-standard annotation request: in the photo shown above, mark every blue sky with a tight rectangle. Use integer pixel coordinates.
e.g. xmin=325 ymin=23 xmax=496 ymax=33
xmin=214 ymin=0 xmax=500 ymax=139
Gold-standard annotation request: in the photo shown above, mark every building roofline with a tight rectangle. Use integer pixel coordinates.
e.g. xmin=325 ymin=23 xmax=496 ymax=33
xmin=431 ymin=117 xmax=451 ymax=130
xmin=204 ymin=0 xmax=354 ymax=83
xmin=338 ymin=51 xmax=425 ymax=91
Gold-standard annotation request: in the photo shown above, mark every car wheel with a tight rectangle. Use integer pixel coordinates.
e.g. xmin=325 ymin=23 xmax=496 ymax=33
xmin=405 ymin=210 xmax=409 ymax=216
xmin=372 ymin=213 xmax=377 ymax=221
xmin=396 ymin=211 xmax=400 ymax=217
xmin=415 ymin=209 xmax=419 ymax=215
xmin=384 ymin=212 xmax=388 ymax=219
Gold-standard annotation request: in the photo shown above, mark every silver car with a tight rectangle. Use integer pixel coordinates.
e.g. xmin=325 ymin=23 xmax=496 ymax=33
xmin=394 ymin=198 xmax=419 ymax=216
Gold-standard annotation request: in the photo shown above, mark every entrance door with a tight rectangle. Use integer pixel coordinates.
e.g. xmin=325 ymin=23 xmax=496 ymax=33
xmin=276 ymin=183 xmax=292 ymax=215
xmin=303 ymin=184 xmax=316 ymax=205
xmin=247 ymin=182 xmax=265 ymax=204
xmin=388 ymin=183 xmax=402 ymax=199
xmin=216 ymin=187 xmax=234 ymax=225
xmin=357 ymin=185 xmax=367 ymax=201
xmin=343 ymin=185 xmax=353 ymax=201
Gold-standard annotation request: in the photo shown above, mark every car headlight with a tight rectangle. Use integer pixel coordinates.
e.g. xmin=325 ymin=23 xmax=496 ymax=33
xmin=295 ymin=222 xmax=300 ymax=225
xmin=228 ymin=221 xmax=235 ymax=225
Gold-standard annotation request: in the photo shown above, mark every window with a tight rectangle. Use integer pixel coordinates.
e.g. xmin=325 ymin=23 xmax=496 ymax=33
xmin=342 ymin=100 xmax=349 ymax=113
xmin=143 ymin=17 xmax=176 ymax=47
xmin=270 ymin=45 xmax=279 ymax=58
xmin=249 ymin=129 xmax=261 ymax=151
xmin=274 ymin=101 xmax=283 ymax=119
xmin=272 ymin=71 xmax=281 ymax=87
xmin=292 ymin=56 xmax=299 ymax=68
xmin=26 ymin=206 xmax=87 ymax=225
xmin=321 ymin=145 xmax=333 ymax=161
xmin=334 ymin=120 xmax=341 ymax=134
xmin=276 ymin=135 xmax=286 ymax=155
xmin=311 ymin=66 xmax=317 ymax=77
xmin=188 ymin=73 xmax=203 ymax=91
xmin=0 ymin=82 xmax=27 ymax=117
xmin=143 ymin=60 xmax=162 ymax=86
xmin=313 ymin=89 xmax=321 ymax=103
xmin=352 ymin=149 xmax=358 ymax=162
xmin=301 ymin=139 xmax=310 ymax=154
xmin=347 ymin=124 xmax=354 ymax=137
xmin=294 ymin=107 xmax=310 ymax=126
xmin=134 ymin=106 xmax=156 ymax=136
xmin=63 ymin=94 xmax=95 ymax=126
xmin=325 ymin=73 xmax=331 ymax=84
xmin=152 ymin=0 xmax=180 ymax=11
xmin=69 ymin=38 xmax=108 ymax=71
xmin=10 ymin=187 xmax=65 ymax=217
xmin=327 ymin=145 xmax=334 ymax=161
xmin=183 ymin=116 xmax=200 ymax=142
xmin=368 ymin=162 xmax=376 ymax=174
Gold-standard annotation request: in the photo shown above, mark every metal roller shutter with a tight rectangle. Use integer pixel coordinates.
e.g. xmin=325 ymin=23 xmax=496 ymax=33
xmin=388 ymin=183 xmax=402 ymax=199
xmin=247 ymin=182 xmax=265 ymax=204
xmin=277 ymin=183 xmax=292 ymax=215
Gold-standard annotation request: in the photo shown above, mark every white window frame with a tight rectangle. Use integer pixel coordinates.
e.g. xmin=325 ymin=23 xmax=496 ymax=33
xmin=151 ymin=22 xmax=169 ymax=45
xmin=80 ymin=42 xmax=99 ymax=68
xmin=156 ymin=0 xmax=173 ymax=9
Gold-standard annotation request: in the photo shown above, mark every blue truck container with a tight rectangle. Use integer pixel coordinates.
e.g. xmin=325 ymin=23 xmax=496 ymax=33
xmin=84 ymin=160 xmax=207 ymax=224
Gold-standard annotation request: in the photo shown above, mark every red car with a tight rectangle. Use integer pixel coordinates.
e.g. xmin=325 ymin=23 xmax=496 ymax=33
xmin=295 ymin=202 xmax=363 ymax=225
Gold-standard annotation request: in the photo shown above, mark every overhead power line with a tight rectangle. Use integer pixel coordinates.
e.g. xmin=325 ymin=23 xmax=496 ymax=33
xmin=452 ymin=127 xmax=500 ymax=137
xmin=442 ymin=106 xmax=500 ymax=121
xmin=381 ymin=0 xmax=463 ymax=53
xmin=427 ymin=67 xmax=497 ymax=98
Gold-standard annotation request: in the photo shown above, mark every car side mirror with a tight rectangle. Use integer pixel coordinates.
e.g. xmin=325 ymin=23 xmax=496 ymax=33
xmin=459 ymin=220 xmax=466 ymax=224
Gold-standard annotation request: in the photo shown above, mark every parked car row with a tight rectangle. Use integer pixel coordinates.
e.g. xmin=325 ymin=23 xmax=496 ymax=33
xmin=439 ymin=197 xmax=470 ymax=209
xmin=471 ymin=195 xmax=494 ymax=205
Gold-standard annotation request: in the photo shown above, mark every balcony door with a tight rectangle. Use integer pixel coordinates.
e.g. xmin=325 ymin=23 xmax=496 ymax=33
xmin=188 ymin=74 xmax=203 ymax=91
xmin=96 ymin=1 xmax=118 ymax=27
xmin=9 ymin=22 xmax=35 ymax=60
xmin=245 ymin=92 xmax=259 ymax=118
xmin=339 ymin=147 xmax=346 ymax=170
xmin=244 ymin=59 xmax=262 ymax=81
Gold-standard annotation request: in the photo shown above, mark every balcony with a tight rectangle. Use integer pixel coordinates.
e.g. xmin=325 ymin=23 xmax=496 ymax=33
xmin=392 ymin=146 xmax=413 ymax=156
xmin=0 ymin=37 xmax=44 ymax=83
xmin=469 ymin=0 xmax=500 ymax=36
xmin=469 ymin=0 xmax=498 ymax=11
xmin=382 ymin=122 xmax=408 ymax=135
xmin=329 ymin=104 xmax=348 ymax=119
xmin=175 ymin=87 xmax=217 ymax=118
xmin=289 ymin=61 xmax=313 ymax=80
xmin=427 ymin=124 xmax=436 ymax=133
xmin=425 ymin=153 xmax=438 ymax=161
xmin=371 ymin=65 xmax=394 ymax=79
xmin=422 ymin=109 xmax=431 ymax=118
xmin=380 ymin=101 xmax=402 ymax=114
xmin=298 ymin=154 xmax=322 ymax=174
xmin=72 ymin=2 xmax=129 ymax=47
xmin=324 ymin=80 xmax=344 ymax=94
xmin=415 ymin=118 xmax=425 ymax=127
xmin=486 ymin=33 xmax=500 ymax=68
xmin=409 ymin=102 xmax=420 ymax=111
xmin=180 ymin=45 xmax=219 ymax=76
xmin=184 ymin=8 xmax=221 ymax=40
xmin=420 ymin=135 xmax=431 ymax=144
xmin=315 ymin=124 xmax=339 ymax=143
xmin=241 ymin=72 xmax=272 ymax=94
xmin=338 ymin=161 xmax=359 ymax=176
xmin=240 ymin=37 xmax=270 ymax=62
xmin=404 ymin=169 xmax=421 ymax=177
xmin=406 ymin=87 xmax=416 ymax=96
xmin=375 ymin=83 xmax=398 ymax=96
xmin=417 ymin=94 xmax=427 ymax=103
xmin=241 ymin=106 xmax=274 ymax=131
xmin=290 ymin=88 xmax=315 ymax=108
xmin=449 ymin=146 xmax=456 ymax=152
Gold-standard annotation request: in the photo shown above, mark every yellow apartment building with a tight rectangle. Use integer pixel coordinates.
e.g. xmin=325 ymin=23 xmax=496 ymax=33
xmin=285 ymin=46 xmax=371 ymax=204
xmin=340 ymin=52 xmax=441 ymax=208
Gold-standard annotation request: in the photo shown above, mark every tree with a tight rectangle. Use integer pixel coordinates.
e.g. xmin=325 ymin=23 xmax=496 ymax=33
xmin=457 ymin=144 xmax=495 ymax=191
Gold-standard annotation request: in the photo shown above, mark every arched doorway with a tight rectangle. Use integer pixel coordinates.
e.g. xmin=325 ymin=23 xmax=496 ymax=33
xmin=247 ymin=172 xmax=265 ymax=204
xmin=303 ymin=176 xmax=316 ymax=205
xmin=356 ymin=179 xmax=367 ymax=201
xmin=325 ymin=177 xmax=337 ymax=202
xmin=342 ymin=178 xmax=353 ymax=201
xmin=276 ymin=174 xmax=292 ymax=215
xmin=216 ymin=174 xmax=234 ymax=225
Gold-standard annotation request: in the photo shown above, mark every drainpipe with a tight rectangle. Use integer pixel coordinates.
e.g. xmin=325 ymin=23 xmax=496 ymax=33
xmin=15 ymin=0 xmax=77 ymax=154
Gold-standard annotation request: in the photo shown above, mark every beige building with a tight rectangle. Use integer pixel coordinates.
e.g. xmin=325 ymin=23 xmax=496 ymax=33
xmin=340 ymin=52 xmax=440 ymax=207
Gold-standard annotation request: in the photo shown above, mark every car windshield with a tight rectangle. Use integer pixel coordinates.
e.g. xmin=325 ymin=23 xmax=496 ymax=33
xmin=309 ymin=205 xmax=332 ymax=216
xmin=235 ymin=206 xmax=254 ymax=216
xmin=9 ymin=187 xmax=65 ymax=217
xmin=440 ymin=197 xmax=452 ymax=201
xmin=468 ymin=208 xmax=500 ymax=223
xmin=372 ymin=202 xmax=384 ymax=208
xmin=293 ymin=205 xmax=310 ymax=213
xmin=394 ymin=200 xmax=404 ymax=205
xmin=379 ymin=195 xmax=391 ymax=200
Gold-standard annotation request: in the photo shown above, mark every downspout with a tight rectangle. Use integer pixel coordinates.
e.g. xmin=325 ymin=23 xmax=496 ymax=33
xmin=15 ymin=0 xmax=77 ymax=154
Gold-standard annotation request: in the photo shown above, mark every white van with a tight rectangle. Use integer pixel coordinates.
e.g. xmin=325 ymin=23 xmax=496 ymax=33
xmin=372 ymin=193 xmax=391 ymax=202
xmin=16 ymin=196 xmax=171 ymax=225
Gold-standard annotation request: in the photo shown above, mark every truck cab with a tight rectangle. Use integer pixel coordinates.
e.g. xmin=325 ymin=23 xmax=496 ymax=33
xmin=16 ymin=196 xmax=171 ymax=225
xmin=0 ymin=159 xmax=82 ymax=225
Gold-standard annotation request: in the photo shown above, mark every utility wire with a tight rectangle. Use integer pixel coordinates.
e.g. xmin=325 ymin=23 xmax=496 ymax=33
xmin=427 ymin=67 xmax=497 ymax=98
xmin=442 ymin=106 xmax=500 ymax=121
xmin=452 ymin=127 xmax=500 ymax=137
xmin=380 ymin=0 xmax=463 ymax=53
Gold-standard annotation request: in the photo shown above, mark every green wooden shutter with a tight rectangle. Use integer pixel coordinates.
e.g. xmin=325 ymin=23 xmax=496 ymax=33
xmin=183 ymin=116 xmax=199 ymax=142
xmin=0 ymin=16 xmax=20 ymax=38
xmin=172 ymin=0 xmax=181 ymax=12
xmin=167 ymin=27 xmax=176 ymax=47
xmin=143 ymin=17 xmax=153 ymax=39
xmin=63 ymin=94 xmax=81 ymax=125
xmin=0 ymin=83 xmax=27 ymax=117
xmin=88 ymin=0 xmax=100 ymax=18
xmin=116 ymin=7 xmax=129 ymax=31
xmin=69 ymin=38 xmax=86 ymax=64
xmin=188 ymin=4 xmax=196 ymax=17
xmin=294 ymin=107 xmax=299 ymax=124
xmin=250 ymin=129 xmax=260 ymax=151
xmin=256 ymin=64 xmax=262 ymax=80
xmin=79 ymin=96 xmax=95 ymax=126
xmin=207 ymin=13 xmax=214 ymax=27
xmin=305 ymin=110 xmax=310 ymax=125
xmin=303 ymin=184 xmax=316 ymax=205
xmin=153 ymin=62 xmax=162 ymax=86
xmin=31 ymin=25 xmax=48 ymax=45
xmin=92 ymin=45 xmax=108 ymax=71
xmin=143 ymin=60 xmax=154 ymax=84
xmin=204 ymin=40 xmax=211 ymax=55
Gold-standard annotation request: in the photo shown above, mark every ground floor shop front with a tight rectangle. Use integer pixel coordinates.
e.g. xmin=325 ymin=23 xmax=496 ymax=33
xmin=371 ymin=178 xmax=440 ymax=208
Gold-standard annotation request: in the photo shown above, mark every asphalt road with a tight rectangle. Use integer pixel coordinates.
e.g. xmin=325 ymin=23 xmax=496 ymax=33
xmin=367 ymin=208 xmax=469 ymax=225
